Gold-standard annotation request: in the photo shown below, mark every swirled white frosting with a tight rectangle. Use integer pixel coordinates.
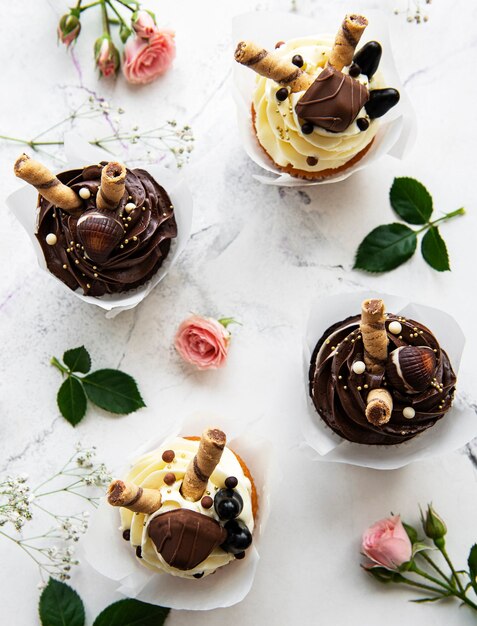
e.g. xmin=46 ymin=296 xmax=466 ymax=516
xmin=252 ymin=35 xmax=385 ymax=173
xmin=119 ymin=437 xmax=254 ymax=579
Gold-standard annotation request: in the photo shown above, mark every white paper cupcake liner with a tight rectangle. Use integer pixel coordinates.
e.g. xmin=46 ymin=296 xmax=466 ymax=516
xmin=232 ymin=9 xmax=417 ymax=187
xmin=6 ymin=132 xmax=193 ymax=318
xmin=301 ymin=291 xmax=476 ymax=469
xmin=80 ymin=413 xmax=272 ymax=610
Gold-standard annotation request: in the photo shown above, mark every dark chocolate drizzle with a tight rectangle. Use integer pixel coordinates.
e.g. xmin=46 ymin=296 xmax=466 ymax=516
xmin=309 ymin=314 xmax=456 ymax=445
xmin=295 ymin=65 xmax=369 ymax=133
xmin=36 ymin=163 xmax=177 ymax=296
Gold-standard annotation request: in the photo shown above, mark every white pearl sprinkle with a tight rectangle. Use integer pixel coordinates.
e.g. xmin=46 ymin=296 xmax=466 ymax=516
xmin=79 ymin=187 xmax=91 ymax=200
xmin=389 ymin=321 xmax=402 ymax=335
xmin=403 ymin=407 xmax=416 ymax=419
xmin=352 ymin=360 xmax=366 ymax=375
xmin=45 ymin=233 xmax=57 ymax=246
xmin=125 ymin=202 xmax=136 ymax=213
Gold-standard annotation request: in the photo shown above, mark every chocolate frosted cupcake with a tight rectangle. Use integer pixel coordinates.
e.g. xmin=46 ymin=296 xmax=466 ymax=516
xmin=309 ymin=299 xmax=456 ymax=445
xmin=14 ymin=154 xmax=177 ymax=296
xmin=107 ymin=428 xmax=257 ymax=579
xmin=235 ymin=14 xmax=400 ymax=180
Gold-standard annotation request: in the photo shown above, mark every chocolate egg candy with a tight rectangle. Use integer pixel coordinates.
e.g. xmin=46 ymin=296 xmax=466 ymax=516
xmin=365 ymin=88 xmax=400 ymax=119
xmin=221 ymin=519 xmax=253 ymax=554
xmin=352 ymin=41 xmax=382 ymax=79
xmin=77 ymin=211 xmax=125 ymax=264
xmin=214 ymin=488 xmax=243 ymax=521
xmin=386 ymin=346 xmax=437 ymax=394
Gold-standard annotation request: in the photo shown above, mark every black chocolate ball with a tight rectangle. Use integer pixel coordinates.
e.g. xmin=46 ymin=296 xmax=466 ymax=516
xmin=214 ymin=488 xmax=243 ymax=520
xmin=353 ymin=41 xmax=382 ymax=79
xmin=348 ymin=63 xmax=361 ymax=78
xmin=357 ymin=118 xmax=370 ymax=131
xmin=221 ymin=519 xmax=253 ymax=555
xmin=365 ymin=88 xmax=400 ymax=119
xmin=276 ymin=87 xmax=289 ymax=102
xmin=225 ymin=476 xmax=238 ymax=489
xmin=301 ymin=122 xmax=314 ymax=135
xmin=292 ymin=54 xmax=304 ymax=67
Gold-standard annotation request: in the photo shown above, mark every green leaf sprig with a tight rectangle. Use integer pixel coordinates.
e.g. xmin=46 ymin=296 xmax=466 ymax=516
xmin=354 ymin=177 xmax=465 ymax=273
xmin=39 ymin=578 xmax=170 ymax=626
xmin=51 ymin=346 xmax=145 ymax=426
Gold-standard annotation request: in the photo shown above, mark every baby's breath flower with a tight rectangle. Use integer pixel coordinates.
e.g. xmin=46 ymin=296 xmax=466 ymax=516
xmin=0 ymin=442 xmax=110 ymax=582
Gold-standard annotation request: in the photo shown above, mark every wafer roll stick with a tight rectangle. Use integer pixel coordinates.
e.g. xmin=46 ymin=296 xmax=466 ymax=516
xmin=328 ymin=14 xmax=368 ymax=71
xmin=181 ymin=428 xmax=226 ymax=502
xmin=14 ymin=153 xmax=82 ymax=213
xmin=366 ymin=388 xmax=393 ymax=426
xmin=360 ymin=299 xmax=389 ymax=374
xmin=96 ymin=161 xmax=127 ymax=211
xmin=107 ymin=479 xmax=162 ymax=514
xmin=235 ymin=41 xmax=313 ymax=93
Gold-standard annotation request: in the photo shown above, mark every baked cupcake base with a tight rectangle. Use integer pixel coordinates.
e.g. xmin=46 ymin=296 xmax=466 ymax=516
xmin=251 ymin=105 xmax=374 ymax=181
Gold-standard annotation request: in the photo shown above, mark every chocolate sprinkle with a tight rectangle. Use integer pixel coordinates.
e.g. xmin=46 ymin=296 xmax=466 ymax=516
xmin=162 ymin=450 xmax=175 ymax=463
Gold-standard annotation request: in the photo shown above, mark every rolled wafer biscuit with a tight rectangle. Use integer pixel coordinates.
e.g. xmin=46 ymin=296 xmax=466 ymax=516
xmin=14 ymin=153 xmax=82 ymax=213
xmin=107 ymin=479 xmax=162 ymax=514
xmin=96 ymin=161 xmax=127 ymax=211
xmin=181 ymin=428 xmax=226 ymax=502
xmin=328 ymin=14 xmax=368 ymax=71
xmin=235 ymin=40 xmax=313 ymax=93
xmin=360 ymin=299 xmax=389 ymax=374
xmin=365 ymin=388 xmax=393 ymax=426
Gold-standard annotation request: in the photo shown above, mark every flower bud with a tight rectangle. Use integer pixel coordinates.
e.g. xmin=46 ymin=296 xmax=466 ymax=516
xmin=131 ymin=10 xmax=158 ymax=39
xmin=94 ymin=37 xmax=120 ymax=78
xmin=422 ymin=504 xmax=447 ymax=542
xmin=58 ymin=13 xmax=81 ymax=48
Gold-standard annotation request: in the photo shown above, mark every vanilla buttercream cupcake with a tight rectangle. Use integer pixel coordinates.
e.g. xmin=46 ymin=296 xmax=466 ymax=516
xmin=235 ymin=14 xmax=400 ymax=180
xmin=107 ymin=429 xmax=257 ymax=579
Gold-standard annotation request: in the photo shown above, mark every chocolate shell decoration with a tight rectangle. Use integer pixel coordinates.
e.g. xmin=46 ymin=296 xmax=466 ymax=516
xmin=34 ymin=163 xmax=177 ymax=297
xmin=148 ymin=509 xmax=227 ymax=571
xmin=295 ymin=66 xmax=369 ymax=133
xmin=76 ymin=211 xmax=125 ymax=264
xmin=295 ymin=27 xmax=400 ymax=133
xmin=386 ymin=346 xmax=437 ymax=394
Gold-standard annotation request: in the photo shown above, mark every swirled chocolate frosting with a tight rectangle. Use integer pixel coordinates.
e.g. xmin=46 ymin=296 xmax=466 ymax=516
xmin=309 ymin=314 xmax=456 ymax=445
xmin=36 ymin=164 xmax=177 ymax=296
xmin=295 ymin=65 xmax=369 ymax=132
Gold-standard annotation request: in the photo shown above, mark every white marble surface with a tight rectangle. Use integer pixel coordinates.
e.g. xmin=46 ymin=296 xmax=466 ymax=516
xmin=1 ymin=0 xmax=477 ymax=624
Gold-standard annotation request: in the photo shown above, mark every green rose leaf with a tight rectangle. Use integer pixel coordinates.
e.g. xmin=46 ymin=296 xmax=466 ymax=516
xmin=63 ymin=346 xmax=92 ymax=374
xmin=57 ymin=377 xmax=87 ymax=426
xmin=421 ymin=227 xmax=450 ymax=272
xmin=390 ymin=177 xmax=433 ymax=224
xmin=82 ymin=369 xmax=146 ymax=414
xmin=354 ymin=223 xmax=417 ymax=273
xmin=93 ymin=599 xmax=170 ymax=626
xmin=39 ymin=578 xmax=85 ymax=626
xmin=467 ymin=544 xmax=477 ymax=594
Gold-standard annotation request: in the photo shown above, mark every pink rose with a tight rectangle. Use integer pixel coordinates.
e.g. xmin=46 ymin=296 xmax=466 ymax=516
xmin=95 ymin=37 xmax=120 ymax=78
xmin=362 ymin=515 xmax=412 ymax=570
xmin=132 ymin=10 xmax=158 ymax=40
xmin=58 ymin=14 xmax=81 ymax=47
xmin=122 ymin=30 xmax=175 ymax=85
xmin=174 ymin=316 xmax=230 ymax=370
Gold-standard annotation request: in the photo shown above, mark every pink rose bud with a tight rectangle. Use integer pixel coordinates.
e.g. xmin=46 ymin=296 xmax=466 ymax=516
xmin=362 ymin=515 xmax=412 ymax=570
xmin=58 ymin=13 xmax=81 ymax=48
xmin=94 ymin=37 xmax=120 ymax=78
xmin=122 ymin=30 xmax=175 ymax=85
xmin=174 ymin=315 xmax=231 ymax=370
xmin=132 ymin=10 xmax=158 ymax=40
